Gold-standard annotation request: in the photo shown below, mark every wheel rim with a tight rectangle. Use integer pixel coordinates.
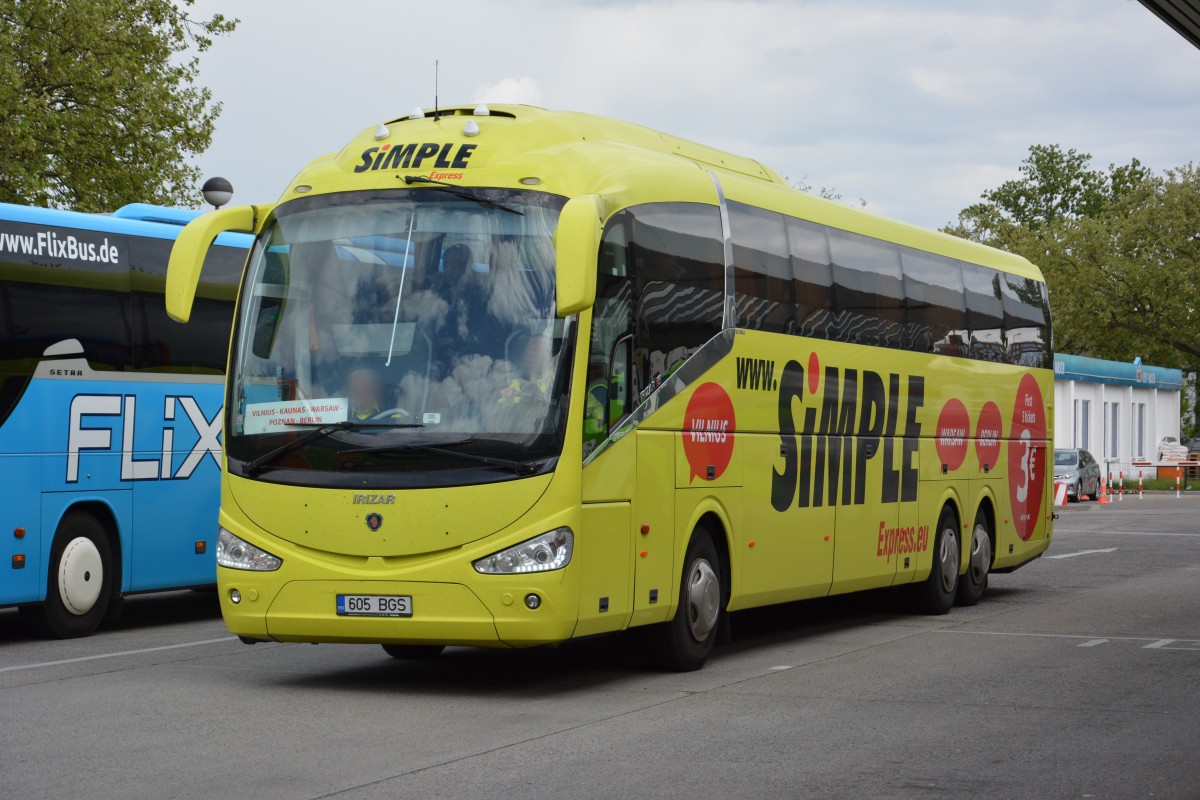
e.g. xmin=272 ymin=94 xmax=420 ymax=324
xmin=58 ymin=536 xmax=103 ymax=616
xmin=685 ymin=558 xmax=721 ymax=642
xmin=968 ymin=522 xmax=991 ymax=586
xmin=938 ymin=526 xmax=959 ymax=595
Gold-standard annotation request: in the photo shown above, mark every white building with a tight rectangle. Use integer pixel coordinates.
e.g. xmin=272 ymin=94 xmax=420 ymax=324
xmin=1053 ymin=354 xmax=1183 ymax=475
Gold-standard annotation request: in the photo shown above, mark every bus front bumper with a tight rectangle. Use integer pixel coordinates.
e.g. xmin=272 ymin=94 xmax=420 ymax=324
xmin=218 ymin=574 xmax=577 ymax=648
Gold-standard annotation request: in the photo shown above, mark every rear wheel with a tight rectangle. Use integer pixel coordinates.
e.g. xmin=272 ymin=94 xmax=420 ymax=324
xmin=22 ymin=512 xmax=114 ymax=638
xmin=652 ymin=527 xmax=723 ymax=672
xmin=381 ymin=644 xmax=445 ymax=660
xmin=955 ymin=511 xmax=992 ymax=606
xmin=912 ymin=507 xmax=959 ymax=615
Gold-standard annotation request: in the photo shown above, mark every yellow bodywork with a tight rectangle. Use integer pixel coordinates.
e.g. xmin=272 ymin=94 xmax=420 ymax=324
xmin=207 ymin=105 xmax=1052 ymax=647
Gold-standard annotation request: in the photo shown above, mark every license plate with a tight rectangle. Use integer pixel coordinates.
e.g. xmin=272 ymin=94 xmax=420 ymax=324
xmin=336 ymin=594 xmax=412 ymax=617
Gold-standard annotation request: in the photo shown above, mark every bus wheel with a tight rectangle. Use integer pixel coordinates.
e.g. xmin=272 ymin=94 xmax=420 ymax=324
xmin=653 ymin=527 xmax=722 ymax=672
xmin=913 ymin=508 xmax=959 ymax=615
xmin=955 ymin=512 xmax=992 ymax=607
xmin=381 ymin=644 xmax=445 ymax=660
xmin=23 ymin=512 xmax=113 ymax=638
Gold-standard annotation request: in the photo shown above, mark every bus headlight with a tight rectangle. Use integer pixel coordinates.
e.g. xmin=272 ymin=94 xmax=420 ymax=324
xmin=217 ymin=527 xmax=282 ymax=572
xmin=473 ymin=528 xmax=573 ymax=574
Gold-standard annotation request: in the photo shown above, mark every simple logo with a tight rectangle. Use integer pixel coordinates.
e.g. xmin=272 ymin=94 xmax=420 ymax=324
xmin=354 ymin=142 xmax=477 ymax=173
xmin=366 ymin=513 xmax=383 ymax=532
xmin=1007 ymin=374 xmax=1047 ymax=541
xmin=682 ymin=382 xmax=736 ymax=483
xmin=771 ymin=352 xmax=924 ymax=512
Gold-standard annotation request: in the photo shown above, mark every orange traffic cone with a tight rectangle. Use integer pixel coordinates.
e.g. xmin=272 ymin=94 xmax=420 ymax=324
xmin=1097 ymin=480 xmax=1109 ymax=505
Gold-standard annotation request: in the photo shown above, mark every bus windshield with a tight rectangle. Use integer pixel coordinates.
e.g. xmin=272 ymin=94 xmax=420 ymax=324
xmin=226 ymin=188 xmax=573 ymax=484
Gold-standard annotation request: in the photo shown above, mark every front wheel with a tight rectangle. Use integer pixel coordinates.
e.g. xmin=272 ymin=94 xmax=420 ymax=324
xmin=22 ymin=512 xmax=114 ymax=638
xmin=652 ymin=528 xmax=723 ymax=672
xmin=912 ymin=508 xmax=959 ymax=615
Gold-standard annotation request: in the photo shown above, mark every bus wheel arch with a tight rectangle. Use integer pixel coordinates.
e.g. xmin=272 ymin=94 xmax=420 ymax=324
xmin=956 ymin=499 xmax=995 ymax=607
xmin=22 ymin=504 xmax=122 ymax=638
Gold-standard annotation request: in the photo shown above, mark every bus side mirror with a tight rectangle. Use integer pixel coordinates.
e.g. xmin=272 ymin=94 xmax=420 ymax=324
xmin=167 ymin=204 xmax=270 ymax=323
xmin=554 ymin=195 xmax=602 ymax=317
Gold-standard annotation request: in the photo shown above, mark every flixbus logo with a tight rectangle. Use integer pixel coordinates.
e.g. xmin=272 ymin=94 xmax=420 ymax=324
xmin=354 ymin=142 xmax=477 ymax=173
xmin=771 ymin=352 xmax=924 ymax=512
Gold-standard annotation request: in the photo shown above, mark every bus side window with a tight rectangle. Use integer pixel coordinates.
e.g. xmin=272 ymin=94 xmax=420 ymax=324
xmin=827 ymin=229 xmax=905 ymax=348
xmin=786 ymin=218 xmax=835 ymax=340
xmin=962 ymin=263 xmax=1006 ymax=363
xmin=730 ymin=202 xmax=792 ymax=333
xmin=130 ymin=236 xmax=243 ymax=373
xmin=901 ymin=249 xmax=967 ymax=357
xmin=585 ymin=213 xmax=634 ymax=453
xmin=628 ymin=203 xmax=724 ymax=389
xmin=1002 ymin=274 xmax=1051 ymax=369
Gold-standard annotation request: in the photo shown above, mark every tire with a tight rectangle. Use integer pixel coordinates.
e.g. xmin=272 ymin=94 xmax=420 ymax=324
xmin=22 ymin=512 xmax=114 ymax=638
xmin=381 ymin=644 xmax=445 ymax=660
xmin=955 ymin=510 xmax=992 ymax=607
xmin=1069 ymin=481 xmax=1080 ymax=503
xmin=912 ymin=507 xmax=959 ymax=615
xmin=652 ymin=527 xmax=723 ymax=672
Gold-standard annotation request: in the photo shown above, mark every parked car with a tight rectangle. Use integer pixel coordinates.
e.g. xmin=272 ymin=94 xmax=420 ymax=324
xmin=1054 ymin=448 xmax=1102 ymax=501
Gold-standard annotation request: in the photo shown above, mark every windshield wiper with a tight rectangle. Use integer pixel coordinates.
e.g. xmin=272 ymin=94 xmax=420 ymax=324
xmin=401 ymin=175 xmax=524 ymax=215
xmin=340 ymin=441 xmax=542 ymax=476
xmin=244 ymin=420 xmax=425 ymax=476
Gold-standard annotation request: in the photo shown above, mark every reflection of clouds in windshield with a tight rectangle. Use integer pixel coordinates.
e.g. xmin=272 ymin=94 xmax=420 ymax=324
xmin=398 ymin=353 xmax=550 ymax=435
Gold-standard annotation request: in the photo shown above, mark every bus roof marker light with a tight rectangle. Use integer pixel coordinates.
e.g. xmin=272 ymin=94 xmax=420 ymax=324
xmin=474 ymin=103 xmax=490 ymax=116
xmin=409 ymin=107 xmax=425 ymax=120
xmin=520 ymin=177 xmax=542 ymax=185
xmin=463 ymin=119 xmax=480 ymax=137
xmin=374 ymin=122 xmax=390 ymax=141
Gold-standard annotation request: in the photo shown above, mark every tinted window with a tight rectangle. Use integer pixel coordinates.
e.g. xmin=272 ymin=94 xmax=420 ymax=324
xmin=901 ymin=249 xmax=967 ymax=356
xmin=962 ymin=262 xmax=1005 ymax=363
xmin=786 ymin=218 xmax=835 ymax=339
xmin=0 ymin=221 xmax=132 ymax=421
xmin=827 ymin=230 xmax=905 ymax=348
xmin=130 ymin=236 xmax=243 ymax=373
xmin=1002 ymin=274 xmax=1051 ymax=368
xmin=586 ymin=213 xmax=635 ymax=453
xmin=730 ymin=202 xmax=792 ymax=333
xmin=628 ymin=203 xmax=724 ymax=388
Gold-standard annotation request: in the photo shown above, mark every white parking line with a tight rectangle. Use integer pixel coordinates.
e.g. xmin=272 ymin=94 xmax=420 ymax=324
xmin=1044 ymin=548 xmax=1117 ymax=559
xmin=936 ymin=630 xmax=1200 ymax=650
xmin=0 ymin=636 xmax=238 ymax=673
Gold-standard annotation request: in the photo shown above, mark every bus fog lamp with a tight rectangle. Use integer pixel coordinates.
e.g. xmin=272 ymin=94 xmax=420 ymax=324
xmin=473 ymin=528 xmax=573 ymax=574
xmin=525 ymin=593 xmax=541 ymax=609
xmin=217 ymin=527 xmax=282 ymax=572
xmin=229 ymin=588 xmax=241 ymax=605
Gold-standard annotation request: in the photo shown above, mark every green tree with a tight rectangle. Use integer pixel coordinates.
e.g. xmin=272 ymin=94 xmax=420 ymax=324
xmin=944 ymin=144 xmax=1153 ymax=245
xmin=0 ymin=0 xmax=236 ymax=211
xmin=946 ymin=147 xmax=1200 ymax=432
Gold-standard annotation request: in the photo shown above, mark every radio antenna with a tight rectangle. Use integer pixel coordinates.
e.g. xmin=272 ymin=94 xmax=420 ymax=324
xmin=434 ymin=59 xmax=439 ymax=120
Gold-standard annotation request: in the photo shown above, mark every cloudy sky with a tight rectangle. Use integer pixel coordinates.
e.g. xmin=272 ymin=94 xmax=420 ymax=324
xmin=187 ymin=0 xmax=1199 ymax=230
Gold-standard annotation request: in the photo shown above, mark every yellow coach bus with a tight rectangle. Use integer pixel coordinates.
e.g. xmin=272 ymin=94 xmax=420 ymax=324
xmin=166 ymin=105 xmax=1053 ymax=670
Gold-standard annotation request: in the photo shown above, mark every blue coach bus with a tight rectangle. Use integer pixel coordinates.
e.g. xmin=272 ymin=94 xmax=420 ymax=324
xmin=0 ymin=202 xmax=251 ymax=637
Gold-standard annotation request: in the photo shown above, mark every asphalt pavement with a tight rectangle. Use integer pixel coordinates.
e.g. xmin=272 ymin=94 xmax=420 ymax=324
xmin=1 ymin=493 xmax=1196 ymax=799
